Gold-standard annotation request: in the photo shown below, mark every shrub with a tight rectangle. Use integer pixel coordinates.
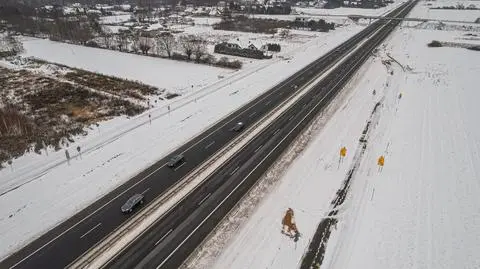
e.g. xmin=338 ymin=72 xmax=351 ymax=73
xmin=171 ymin=52 xmax=188 ymax=61
xmin=215 ymin=58 xmax=243 ymax=69
xmin=427 ymin=40 xmax=443 ymax=47
xmin=266 ymin=43 xmax=281 ymax=52
xmin=229 ymin=60 xmax=242 ymax=69
xmin=85 ymin=40 xmax=99 ymax=47
xmin=49 ymin=35 xmax=62 ymax=42
xmin=200 ymin=54 xmax=216 ymax=64
xmin=467 ymin=45 xmax=480 ymax=51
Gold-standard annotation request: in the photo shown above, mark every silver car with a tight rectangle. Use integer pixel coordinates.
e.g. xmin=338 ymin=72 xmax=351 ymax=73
xmin=232 ymin=122 xmax=245 ymax=132
xmin=121 ymin=193 xmax=144 ymax=213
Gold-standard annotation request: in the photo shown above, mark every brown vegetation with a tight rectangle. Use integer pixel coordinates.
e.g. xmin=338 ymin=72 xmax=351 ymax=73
xmin=63 ymin=69 xmax=158 ymax=100
xmin=213 ymin=16 xmax=335 ymax=34
xmin=0 ymin=66 xmax=152 ymax=167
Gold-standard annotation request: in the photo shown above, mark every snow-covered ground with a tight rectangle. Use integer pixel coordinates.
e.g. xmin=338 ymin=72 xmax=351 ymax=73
xmin=100 ymin=14 xmax=132 ymax=24
xmin=20 ymin=37 xmax=233 ymax=95
xmin=296 ymin=2 xmax=404 ymax=17
xmin=410 ymin=0 xmax=480 ymax=22
xmin=184 ymin=2 xmax=480 ymax=269
xmin=324 ymin=26 xmax=480 ymax=269
xmin=0 ymin=23 xmax=365 ymax=259
xmin=103 ymin=25 xmax=129 ymax=33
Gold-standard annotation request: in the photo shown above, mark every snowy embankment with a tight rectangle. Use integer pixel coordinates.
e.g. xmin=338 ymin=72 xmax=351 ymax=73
xmin=187 ymin=3 xmax=480 ymax=269
xmin=0 ymin=25 xmax=364 ymax=259
xmin=183 ymin=46 xmax=390 ymax=269
xmin=323 ymin=28 xmax=480 ymax=269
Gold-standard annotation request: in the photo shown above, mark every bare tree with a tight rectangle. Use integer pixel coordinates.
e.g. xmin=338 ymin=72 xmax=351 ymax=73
xmin=179 ymin=35 xmax=195 ymax=60
xmin=192 ymin=37 xmax=207 ymax=63
xmin=0 ymin=34 xmax=24 ymax=56
xmin=138 ymin=36 xmax=153 ymax=55
xmin=278 ymin=28 xmax=290 ymax=38
xmin=156 ymin=32 xmax=176 ymax=58
xmin=101 ymin=27 xmax=113 ymax=49
xmin=131 ymin=33 xmax=140 ymax=53
xmin=116 ymin=29 xmax=130 ymax=51
xmin=75 ymin=25 xmax=93 ymax=45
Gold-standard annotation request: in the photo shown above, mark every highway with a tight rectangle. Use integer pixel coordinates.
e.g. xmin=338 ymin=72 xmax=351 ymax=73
xmin=104 ymin=1 xmax=418 ymax=269
xmin=0 ymin=6 xmax=402 ymax=269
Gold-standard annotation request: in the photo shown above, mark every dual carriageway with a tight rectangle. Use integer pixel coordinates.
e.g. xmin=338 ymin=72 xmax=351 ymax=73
xmin=1 ymin=1 xmax=418 ymax=268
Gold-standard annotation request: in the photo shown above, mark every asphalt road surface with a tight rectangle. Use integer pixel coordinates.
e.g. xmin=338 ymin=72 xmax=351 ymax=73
xmin=104 ymin=1 xmax=418 ymax=269
xmin=0 ymin=5 xmax=411 ymax=269
xmin=1 ymin=5 xmax=414 ymax=269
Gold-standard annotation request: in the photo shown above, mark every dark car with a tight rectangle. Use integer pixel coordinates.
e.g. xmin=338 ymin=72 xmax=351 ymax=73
xmin=232 ymin=122 xmax=245 ymax=132
xmin=121 ymin=193 xmax=144 ymax=213
xmin=167 ymin=154 xmax=185 ymax=168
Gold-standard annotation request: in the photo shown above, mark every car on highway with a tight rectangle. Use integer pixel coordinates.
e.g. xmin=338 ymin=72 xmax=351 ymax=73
xmin=232 ymin=122 xmax=245 ymax=132
xmin=167 ymin=154 xmax=185 ymax=168
xmin=121 ymin=193 xmax=144 ymax=213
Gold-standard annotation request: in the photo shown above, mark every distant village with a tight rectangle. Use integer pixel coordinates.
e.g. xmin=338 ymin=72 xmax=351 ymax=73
xmin=25 ymin=0 xmax=393 ymax=19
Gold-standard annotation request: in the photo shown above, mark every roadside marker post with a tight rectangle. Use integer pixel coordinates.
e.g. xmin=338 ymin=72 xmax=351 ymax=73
xmin=338 ymin=146 xmax=347 ymax=169
xmin=377 ymin=155 xmax=385 ymax=172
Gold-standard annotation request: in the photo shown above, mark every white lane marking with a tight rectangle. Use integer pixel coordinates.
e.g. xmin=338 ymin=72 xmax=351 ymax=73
xmin=230 ymin=166 xmax=240 ymax=176
xmin=141 ymin=188 xmax=151 ymax=195
xmin=155 ymin=229 xmax=173 ymax=246
xmin=274 ymin=129 xmax=281 ymax=135
xmin=175 ymin=48 xmax=323 ymax=157
xmin=11 ymin=8 xmax=403 ymax=267
xmin=173 ymin=162 xmax=187 ymax=171
xmin=80 ymin=223 xmax=102 ymax=239
xmin=254 ymin=145 xmax=263 ymax=153
xmin=154 ymin=5 xmax=414 ymax=266
xmin=265 ymin=100 xmax=271 ymax=106
xmin=8 ymin=161 xmax=167 ymax=268
xmin=68 ymin=55 xmax=324 ymax=268
xmin=156 ymin=59 xmax=361 ymax=267
xmin=198 ymin=193 xmax=211 ymax=206
xmin=248 ymin=111 xmax=257 ymax=118
xmin=288 ymin=116 xmax=295 ymax=121
xmin=204 ymin=141 xmax=215 ymax=149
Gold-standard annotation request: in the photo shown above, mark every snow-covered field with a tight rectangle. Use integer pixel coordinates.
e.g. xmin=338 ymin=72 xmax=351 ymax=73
xmin=0 ymin=23 xmax=365 ymax=259
xmin=296 ymin=1 xmax=404 ymax=17
xmin=184 ymin=2 xmax=480 ymax=269
xmin=324 ymin=28 xmax=480 ymax=269
xmin=191 ymin=17 xmax=222 ymax=26
xmin=410 ymin=1 xmax=480 ymax=22
xmin=20 ymin=38 xmax=233 ymax=95
xmin=100 ymin=14 xmax=132 ymax=24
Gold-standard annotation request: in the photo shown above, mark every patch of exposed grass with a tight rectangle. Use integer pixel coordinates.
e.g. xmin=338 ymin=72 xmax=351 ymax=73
xmin=63 ymin=69 xmax=158 ymax=100
xmin=0 ymin=67 xmax=147 ymax=167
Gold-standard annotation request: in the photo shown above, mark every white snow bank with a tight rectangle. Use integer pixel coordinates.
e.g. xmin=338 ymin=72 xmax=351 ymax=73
xmin=325 ymin=28 xmax=480 ymax=269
